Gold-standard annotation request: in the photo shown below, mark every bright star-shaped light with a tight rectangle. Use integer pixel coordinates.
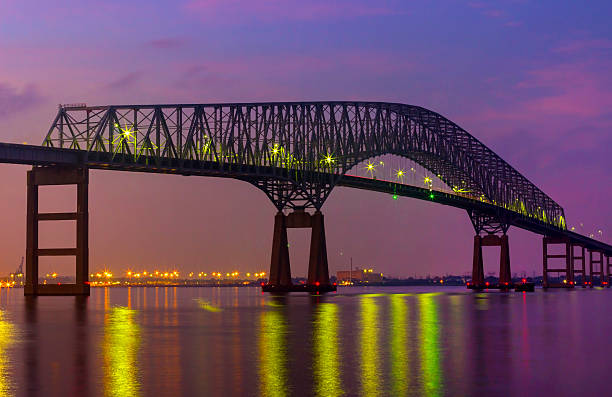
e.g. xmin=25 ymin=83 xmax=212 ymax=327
xmin=364 ymin=161 xmax=376 ymax=177
xmin=322 ymin=153 xmax=334 ymax=165
xmin=112 ymin=123 xmax=136 ymax=146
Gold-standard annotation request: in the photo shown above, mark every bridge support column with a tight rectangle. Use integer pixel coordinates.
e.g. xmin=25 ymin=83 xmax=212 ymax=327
xmin=571 ymin=244 xmax=586 ymax=287
xmin=307 ymin=211 xmax=330 ymax=287
xmin=471 ymin=236 xmax=484 ymax=288
xmin=588 ymin=250 xmax=604 ymax=287
xmin=469 ymin=234 xmax=510 ymax=290
xmin=268 ymin=212 xmax=292 ymax=287
xmin=499 ymin=235 xmax=511 ymax=287
xmin=606 ymin=255 xmax=612 ymax=288
xmin=263 ymin=209 xmax=335 ymax=293
xmin=542 ymin=237 xmax=574 ymax=288
xmin=25 ymin=166 xmax=89 ymax=296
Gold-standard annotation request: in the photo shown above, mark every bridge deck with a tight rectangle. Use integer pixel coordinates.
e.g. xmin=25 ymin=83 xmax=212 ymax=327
xmin=1 ymin=142 xmax=610 ymax=255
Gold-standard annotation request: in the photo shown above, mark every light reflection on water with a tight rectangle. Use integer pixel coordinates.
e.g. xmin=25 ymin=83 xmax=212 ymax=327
xmin=359 ymin=295 xmax=380 ymax=396
xmin=418 ymin=293 xmax=442 ymax=397
xmin=0 ymin=286 xmax=608 ymax=396
xmin=390 ymin=294 xmax=409 ymax=396
xmin=0 ymin=311 xmax=15 ymax=396
xmin=103 ymin=306 xmax=141 ymax=397
xmin=258 ymin=298 xmax=289 ymax=397
xmin=313 ymin=302 xmax=341 ymax=397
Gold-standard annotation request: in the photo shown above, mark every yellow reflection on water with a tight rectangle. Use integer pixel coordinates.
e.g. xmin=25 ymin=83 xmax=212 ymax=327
xmin=390 ymin=294 xmax=409 ymax=396
xmin=258 ymin=304 xmax=289 ymax=397
xmin=313 ymin=303 xmax=341 ymax=397
xmin=104 ymin=306 xmax=141 ymax=397
xmin=0 ymin=311 xmax=15 ymax=396
xmin=418 ymin=293 xmax=442 ymax=397
xmin=360 ymin=296 xmax=380 ymax=396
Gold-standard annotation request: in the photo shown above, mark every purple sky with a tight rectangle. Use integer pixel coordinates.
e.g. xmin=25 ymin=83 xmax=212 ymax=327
xmin=0 ymin=0 xmax=610 ymax=278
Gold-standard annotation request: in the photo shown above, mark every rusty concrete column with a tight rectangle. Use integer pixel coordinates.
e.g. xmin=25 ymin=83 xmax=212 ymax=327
xmin=499 ymin=234 xmax=511 ymax=287
xmin=76 ymin=168 xmax=89 ymax=294
xmin=588 ymin=250 xmax=592 ymax=286
xmin=565 ymin=241 xmax=573 ymax=285
xmin=24 ymin=166 xmax=89 ymax=296
xmin=580 ymin=246 xmax=586 ymax=287
xmin=25 ymin=170 xmax=38 ymax=296
xmin=268 ymin=211 xmax=291 ymax=286
xmin=307 ymin=211 xmax=330 ymax=286
xmin=471 ymin=235 xmax=484 ymax=288
xmin=607 ymin=255 xmax=612 ymax=287
xmin=542 ymin=238 xmax=548 ymax=289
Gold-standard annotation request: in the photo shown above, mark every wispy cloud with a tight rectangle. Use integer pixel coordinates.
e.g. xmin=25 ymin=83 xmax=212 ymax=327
xmin=183 ymin=0 xmax=405 ymax=22
xmin=149 ymin=37 xmax=186 ymax=49
xmin=553 ymin=38 xmax=612 ymax=54
xmin=104 ymin=72 xmax=142 ymax=90
xmin=483 ymin=9 xmax=504 ymax=17
xmin=0 ymin=83 xmax=43 ymax=118
xmin=504 ymin=20 xmax=522 ymax=27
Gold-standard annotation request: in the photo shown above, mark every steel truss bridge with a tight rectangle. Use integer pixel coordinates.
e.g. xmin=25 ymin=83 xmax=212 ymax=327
xmin=0 ymin=101 xmax=610 ymax=295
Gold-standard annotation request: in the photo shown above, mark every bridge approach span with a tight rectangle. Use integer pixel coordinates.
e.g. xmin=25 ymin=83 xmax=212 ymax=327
xmin=0 ymin=141 xmax=609 ymax=256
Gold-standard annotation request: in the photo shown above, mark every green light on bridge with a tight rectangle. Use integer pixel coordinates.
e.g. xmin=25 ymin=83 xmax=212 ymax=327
xmin=392 ymin=194 xmax=398 ymax=200
xmin=429 ymin=193 xmax=434 ymax=199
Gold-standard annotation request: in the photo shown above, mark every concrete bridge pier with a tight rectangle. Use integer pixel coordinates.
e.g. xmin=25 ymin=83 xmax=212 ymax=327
xmin=542 ymin=237 xmax=575 ymax=288
xmin=307 ymin=211 xmax=330 ymax=287
xmin=263 ymin=209 xmax=335 ymax=293
xmin=606 ymin=255 xmax=612 ymax=287
xmin=571 ymin=244 xmax=586 ymax=287
xmin=25 ymin=166 xmax=89 ymax=296
xmin=268 ymin=212 xmax=292 ymax=288
xmin=470 ymin=234 xmax=510 ymax=290
xmin=588 ymin=250 xmax=605 ymax=287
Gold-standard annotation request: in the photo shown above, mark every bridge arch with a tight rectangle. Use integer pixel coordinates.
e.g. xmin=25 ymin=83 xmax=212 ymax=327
xmin=42 ymin=101 xmax=565 ymax=228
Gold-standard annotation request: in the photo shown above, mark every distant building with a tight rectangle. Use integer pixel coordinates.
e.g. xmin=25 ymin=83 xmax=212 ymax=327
xmin=337 ymin=267 xmax=383 ymax=283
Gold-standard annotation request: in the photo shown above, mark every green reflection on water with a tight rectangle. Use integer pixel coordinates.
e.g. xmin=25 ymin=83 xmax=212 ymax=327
xmin=360 ymin=296 xmax=380 ymax=396
xmin=390 ymin=294 xmax=409 ymax=396
xmin=419 ymin=293 xmax=442 ymax=397
xmin=313 ymin=303 xmax=341 ymax=397
xmin=0 ymin=312 xmax=14 ymax=396
xmin=258 ymin=305 xmax=289 ymax=397
xmin=104 ymin=306 xmax=141 ymax=397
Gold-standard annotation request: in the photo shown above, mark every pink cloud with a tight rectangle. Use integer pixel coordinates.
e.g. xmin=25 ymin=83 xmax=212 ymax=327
xmin=0 ymin=82 xmax=44 ymax=119
xmin=183 ymin=0 xmax=405 ymax=22
xmin=505 ymin=20 xmax=522 ymax=27
xmin=104 ymin=72 xmax=142 ymax=90
xmin=516 ymin=62 xmax=612 ymax=118
xmin=483 ymin=9 xmax=504 ymax=17
xmin=149 ymin=37 xmax=186 ymax=49
xmin=553 ymin=38 xmax=612 ymax=54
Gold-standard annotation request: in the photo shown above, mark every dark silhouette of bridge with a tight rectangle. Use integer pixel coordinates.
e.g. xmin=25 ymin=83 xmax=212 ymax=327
xmin=0 ymin=102 xmax=609 ymax=295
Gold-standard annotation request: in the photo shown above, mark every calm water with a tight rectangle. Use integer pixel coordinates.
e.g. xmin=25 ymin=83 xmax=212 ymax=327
xmin=0 ymin=286 xmax=610 ymax=396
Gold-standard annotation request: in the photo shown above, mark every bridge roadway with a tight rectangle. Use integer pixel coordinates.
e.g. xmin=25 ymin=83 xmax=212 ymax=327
xmin=1 ymin=141 xmax=610 ymax=256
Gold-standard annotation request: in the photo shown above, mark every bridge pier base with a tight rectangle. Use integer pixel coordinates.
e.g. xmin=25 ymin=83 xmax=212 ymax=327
xmin=606 ymin=255 xmax=612 ymax=288
xmin=542 ymin=237 xmax=576 ymax=288
xmin=589 ymin=250 xmax=605 ymax=287
xmin=263 ymin=209 xmax=335 ymax=293
xmin=268 ymin=212 xmax=292 ymax=288
xmin=471 ymin=236 xmax=484 ymax=288
xmin=25 ymin=166 xmax=89 ymax=296
xmin=571 ymin=244 xmax=586 ymax=287
xmin=469 ymin=234 xmax=510 ymax=290
xmin=307 ymin=211 xmax=330 ymax=287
